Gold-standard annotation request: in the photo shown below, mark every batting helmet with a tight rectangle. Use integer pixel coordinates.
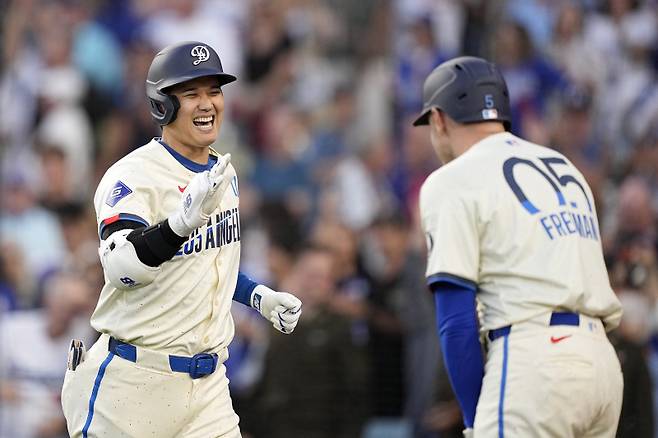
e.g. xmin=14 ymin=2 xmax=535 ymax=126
xmin=412 ymin=56 xmax=511 ymax=130
xmin=146 ymin=41 xmax=237 ymax=126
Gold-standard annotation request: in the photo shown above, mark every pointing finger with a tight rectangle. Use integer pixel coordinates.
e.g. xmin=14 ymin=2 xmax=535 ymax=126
xmin=209 ymin=153 xmax=231 ymax=181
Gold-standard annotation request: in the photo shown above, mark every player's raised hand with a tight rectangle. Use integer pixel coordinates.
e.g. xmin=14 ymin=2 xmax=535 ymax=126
xmin=251 ymin=285 xmax=302 ymax=334
xmin=169 ymin=154 xmax=231 ymax=237
xmin=202 ymin=154 xmax=232 ymax=214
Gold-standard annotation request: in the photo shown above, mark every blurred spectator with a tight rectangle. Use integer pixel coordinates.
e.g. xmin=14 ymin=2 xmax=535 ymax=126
xmin=141 ymin=0 xmax=245 ymax=78
xmin=33 ymin=11 xmax=93 ymax=200
xmin=0 ymin=271 xmax=96 ymax=438
xmin=95 ymin=40 xmax=161 ymax=175
xmin=395 ymin=16 xmax=449 ymax=118
xmin=284 ymin=3 xmax=348 ymax=112
xmin=603 ymin=176 xmax=656 ymax=255
xmin=36 ymin=144 xmax=78 ymax=212
xmin=68 ymin=0 xmax=125 ymax=98
xmin=605 ymin=222 xmax=658 ymax=436
xmin=310 ymin=219 xmax=371 ymax=433
xmin=0 ymin=243 xmax=31 ymax=311
xmin=504 ymin=0 xmax=557 ymax=50
xmin=34 ymin=63 xmax=93 ymax=201
xmin=54 ymin=202 xmax=101 ymax=281
xmin=302 ymin=85 xmax=357 ymax=188
xmin=616 ymin=177 xmax=655 ymax=239
xmin=94 ymin=0 xmax=147 ymax=48
xmin=611 ymin=291 xmax=655 ymax=438
xmin=420 ymin=365 xmax=464 ymax=438
xmin=244 ymin=0 xmax=293 ymax=84
xmin=397 ymin=234 xmax=442 ymax=437
xmin=235 ymin=2 xmax=297 ymax=153
xmin=255 ymin=245 xmax=367 ymax=438
xmin=547 ymin=2 xmax=607 ymax=96
xmin=394 ymin=0 xmax=465 ymax=57
xmin=548 ymin=88 xmax=608 ymax=203
xmin=361 ymin=214 xmax=411 ymax=418
xmin=459 ymin=0 xmax=507 ymax=57
xmin=249 ymin=107 xmax=312 ymax=218
xmin=260 ymin=201 xmax=303 ymax=288
xmin=0 ymin=247 xmax=20 ymax=314
xmin=312 ymin=220 xmax=370 ymax=344
xmin=399 ymin=115 xmax=440 ymax=211
xmin=584 ymin=0 xmax=657 ymax=79
xmin=627 ymin=128 xmax=658 ymax=212
xmin=226 ymin=303 xmax=269 ymax=438
xmin=0 ymin=0 xmax=42 ymax=151
xmin=492 ymin=21 xmax=568 ymax=141
xmin=330 ymin=135 xmax=397 ymax=230
xmin=585 ymin=0 xmax=658 ymax=162
xmin=0 ymin=171 xmax=67 ymax=290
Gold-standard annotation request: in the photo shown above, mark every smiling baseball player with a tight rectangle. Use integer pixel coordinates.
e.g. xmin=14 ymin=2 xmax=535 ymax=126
xmin=60 ymin=41 xmax=302 ymax=438
xmin=414 ymin=57 xmax=623 ymax=437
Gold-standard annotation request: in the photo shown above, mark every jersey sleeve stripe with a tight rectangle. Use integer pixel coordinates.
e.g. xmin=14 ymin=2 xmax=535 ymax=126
xmin=98 ymin=213 xmax=149 ymax=238
xmin=427 ymin=272 xmax=477 ymax=291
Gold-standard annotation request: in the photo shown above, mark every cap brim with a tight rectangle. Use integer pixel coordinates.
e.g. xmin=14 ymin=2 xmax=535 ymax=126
xmin=160 ymin=71 xmax=237 ymax=91
xmin=412 ymin=109 xmax=431 ymax=126
xmin=217 ymin=73 xmax=237 ymax=86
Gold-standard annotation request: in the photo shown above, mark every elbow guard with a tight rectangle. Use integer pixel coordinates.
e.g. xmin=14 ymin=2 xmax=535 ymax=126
xmin=99 ymin=229 xmax=161 ymax=290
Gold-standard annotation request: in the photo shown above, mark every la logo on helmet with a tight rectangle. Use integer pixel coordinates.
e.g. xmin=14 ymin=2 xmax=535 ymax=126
xmin=191 ymin=45 xmax=210 ymax=65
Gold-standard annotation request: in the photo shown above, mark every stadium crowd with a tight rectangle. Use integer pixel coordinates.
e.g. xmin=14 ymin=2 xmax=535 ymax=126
xmin=1 ymin=0 xmax=657 ymax=437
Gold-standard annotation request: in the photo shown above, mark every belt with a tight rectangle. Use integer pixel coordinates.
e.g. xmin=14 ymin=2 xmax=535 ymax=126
xmin=488 ymin=311 xmax=580 ymax=342
xmin=108 ymin=337 xmax=218 ymax=379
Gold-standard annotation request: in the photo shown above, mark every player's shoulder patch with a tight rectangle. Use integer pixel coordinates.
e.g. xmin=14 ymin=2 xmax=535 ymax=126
xmin=106 ymin=180 xmax=133 ymax=207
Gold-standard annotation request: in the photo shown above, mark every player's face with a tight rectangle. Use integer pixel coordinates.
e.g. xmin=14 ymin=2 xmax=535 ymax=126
xmin=429 ymin=110 xmax=454 ymax=164
xmin=167 ymin=76 xmax=225 ymax=148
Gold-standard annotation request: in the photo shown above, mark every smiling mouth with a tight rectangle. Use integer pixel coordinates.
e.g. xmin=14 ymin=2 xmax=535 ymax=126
xmin=193 ymin=115 xmax=215 ymax=129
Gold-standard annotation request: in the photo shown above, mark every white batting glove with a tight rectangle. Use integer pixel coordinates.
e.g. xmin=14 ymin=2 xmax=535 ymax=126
xmin=463 ymin=428 xmax=474 ymax=438
xmin=251 ymin=285 xmax=302 ymax=334
xmin=169 ymin=154 xmax=231 ymax=237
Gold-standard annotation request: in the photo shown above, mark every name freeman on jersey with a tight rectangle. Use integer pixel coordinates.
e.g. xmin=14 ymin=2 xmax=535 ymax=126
xmin=538 ymin=209 xmax=599 ymax=242
xmin=175 ymin=207 xmax=241 ymax=257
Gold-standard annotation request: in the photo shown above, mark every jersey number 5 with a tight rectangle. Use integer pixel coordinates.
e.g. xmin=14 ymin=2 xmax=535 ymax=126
xmin=502 ymin=156 xmax=593 ymax=215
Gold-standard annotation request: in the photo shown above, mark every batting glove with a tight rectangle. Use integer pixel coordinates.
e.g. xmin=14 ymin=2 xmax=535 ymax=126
xmin=251 ymin=285 xmax=302 ymax=334
xmin=169 ymin=154 xmax=231 ymax=237
xmin=463 ymin=428 xmax=474 ymax=438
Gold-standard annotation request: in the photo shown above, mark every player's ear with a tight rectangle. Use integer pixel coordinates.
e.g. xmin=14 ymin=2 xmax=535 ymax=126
xmin=429 ymin=108 xmax=446 ymax=133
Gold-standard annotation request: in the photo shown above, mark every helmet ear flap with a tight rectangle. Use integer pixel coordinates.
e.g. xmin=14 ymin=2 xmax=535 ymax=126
xmin=168 ymin=95 xmax=180 ymax=125
xmin=147 ymin=89 xmax=179 ymax=126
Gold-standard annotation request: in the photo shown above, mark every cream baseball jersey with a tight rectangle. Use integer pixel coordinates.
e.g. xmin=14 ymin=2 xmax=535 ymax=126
xmin=420 ymin=132 xmax=622 ymax=331
xmin=92 ymin=138 xmax=242 ymax=355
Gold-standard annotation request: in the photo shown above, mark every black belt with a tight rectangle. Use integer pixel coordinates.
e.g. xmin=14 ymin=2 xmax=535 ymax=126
xmin=108 ymin=337 xmax=218 ymax=379
xmin=488 ymin=312 xmax=580 ymax=341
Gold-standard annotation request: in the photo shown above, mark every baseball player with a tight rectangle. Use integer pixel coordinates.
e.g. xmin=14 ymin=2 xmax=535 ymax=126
xmin=60 ymin=41 xmax=302 ymax=438
xmin=413 ymin=57 xmax=623 ymax=437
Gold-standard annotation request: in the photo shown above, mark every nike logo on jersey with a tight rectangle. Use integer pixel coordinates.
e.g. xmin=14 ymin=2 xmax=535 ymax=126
xmin=178 ymin=185 xmax=188 ymax=193
xmin=550 ymin=335 xmax=572 ymax=344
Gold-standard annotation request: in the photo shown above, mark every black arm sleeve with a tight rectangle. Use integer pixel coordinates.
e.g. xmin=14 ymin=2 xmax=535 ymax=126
xmin=101 ymin=219 xmax=187 ymax=267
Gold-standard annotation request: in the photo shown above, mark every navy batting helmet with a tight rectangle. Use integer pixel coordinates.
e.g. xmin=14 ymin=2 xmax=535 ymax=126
xmin=412 ymin=56 xmax=511 ymax=130
xmin=146 ymin=41 xmax=237 ymax=126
